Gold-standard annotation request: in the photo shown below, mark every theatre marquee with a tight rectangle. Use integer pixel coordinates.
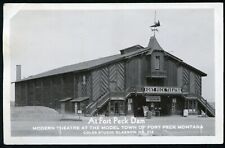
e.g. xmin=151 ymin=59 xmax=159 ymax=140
xmin=144 ymin=86 xmax=182 ymax=94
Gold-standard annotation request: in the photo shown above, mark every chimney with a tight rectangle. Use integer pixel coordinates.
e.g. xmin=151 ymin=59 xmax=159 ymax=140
xmin=120 ymin=45 xmax=144 ymax=55
xmin=16 ymin=65 xmax=21 ymax=81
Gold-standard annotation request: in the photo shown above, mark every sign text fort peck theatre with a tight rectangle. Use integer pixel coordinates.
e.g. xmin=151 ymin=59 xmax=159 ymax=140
xmin=144 ymin=86 xmax=182 ymax=94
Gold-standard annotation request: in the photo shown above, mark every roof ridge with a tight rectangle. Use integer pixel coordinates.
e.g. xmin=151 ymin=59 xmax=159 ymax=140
xmin=15 ymin=45 xmax=147 ymax=82
xmin=148 ymin=36 xmax=163 ymax=51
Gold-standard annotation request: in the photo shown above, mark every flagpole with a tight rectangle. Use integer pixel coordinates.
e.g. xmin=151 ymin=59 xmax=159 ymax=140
xmin=154 ymin=10 xmax=156 ymax=37
xmin=154 ymin=10 xmax=156 ymax=23
xmin=150 ymin=10 xmax=159 ymax=37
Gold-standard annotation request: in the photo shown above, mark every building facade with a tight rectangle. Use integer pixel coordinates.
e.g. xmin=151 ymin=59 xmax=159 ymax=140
xmin=14 ymin=36 xmax=215 ymax=117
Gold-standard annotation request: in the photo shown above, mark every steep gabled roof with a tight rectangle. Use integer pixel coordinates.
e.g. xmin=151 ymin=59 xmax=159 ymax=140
xmin=15 ymin=45 xmax=148 ymax=82
xmin=120 ymin=45 xmax=143 ymax=54
xmin=165 ymin=51 xmax=207 ymax=76
xmin=148 ymin=36 xmax=163 ymax=51
xmin=146 ymin=36 xmax=164 ymax=55
xmin=14 ymin=36 xmax=207 ymax=83
xmin=147 ymin=36 xmax=207 ymax=76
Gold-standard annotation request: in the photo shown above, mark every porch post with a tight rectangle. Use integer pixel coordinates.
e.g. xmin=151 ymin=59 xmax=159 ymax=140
xmin=108 ymin=101 xmax=111 ymax=115
xmin=195 ymin=100 xmax=198 ymax=114
xmin=61 ymin=103 xmax=65 ymax=114
xmin=192 ymin=100 xmax=194 ymax=112
xmin=61 ymin=76 xmax=64 ymax=99
xmin=187 ymin=100 xmax=189 ymax=111
xmin=123 ymin=101 xmax=125 ymax=115
xmin=40 ymin=80 xmax=44 ymax=105
xmin=127 ymin=98 xmax=132 ymax=115
xmin=49 ymin=79 xmax=53 ymax=108
xmin=74 ymin=102 xmax=77 ymax=114
xmin=33 ymin=82 xmax=36 ymax=105
xmin=25 ymin=82 xmax=28 ymax=105
xmin=73 ymin=75 xmax=76 ymax=99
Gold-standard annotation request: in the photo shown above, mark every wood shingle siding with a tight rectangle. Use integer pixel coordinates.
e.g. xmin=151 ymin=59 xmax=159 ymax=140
xmin=183 ymin=68 xmax=190 ymax=93
xmin=165 ymin=58 xmax=178 ymax=86
xmin=62 ymin=73 xmax=74 ymax=98
xmin=195 ymin=74 xmax=201 ymax=96
xmin=91 ymin=62 xmax=125 ymax=101
xmin=86 ymin=74 xmax=92 ymax=99
xmin=73 ymin=75 xmax=78 ymax=98
xmin=116 ymin=62 xmax=125 ymax=91
xmin=109 ymin=62 xmax=125 ymax=92
xmin=190 ymin=72 xmax=196 ymax=94
xmin=92 ymin=70 xmax=101 ymax=101
xmin=14 ymin=36 xmax=207 ymax=115
xmin=125 ymin=57 xmax=142 ymax=89
xmin=190 ymin=71 xmax=202 ymax=96
xmin=101 ymin=67 xmax=109 ymax=95
xmin=177 ymin=66 xmax=183 ymax=88
xmin=42 ymin=78 xmax=51 ymax=106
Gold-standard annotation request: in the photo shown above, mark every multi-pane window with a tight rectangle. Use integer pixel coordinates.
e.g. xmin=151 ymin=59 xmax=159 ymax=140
xmin=82 ymin=75 xmax=86 ymax=85
xmin=155 ymin=56 xmax=160 ymax=70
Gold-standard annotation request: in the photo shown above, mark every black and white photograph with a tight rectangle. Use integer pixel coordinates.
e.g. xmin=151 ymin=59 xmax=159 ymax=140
xmin=3 ymin=3 xmax=223 ymax=144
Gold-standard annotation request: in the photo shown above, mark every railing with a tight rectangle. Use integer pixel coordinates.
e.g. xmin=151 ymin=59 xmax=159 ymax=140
xmin=197 ymin=96 xmax=215 ymax=116
xmin=97 ymin=92 xmax=110 ymax=109
xmin=85 ymin=86 xmax=215 ymax=117
xmin=86 ymin=91 xmax=129 ymax=115
xmin=183 ymin=94 xmax=215 ymax=117
xmin=110 ymin=91 xmax=127 ymax=97
xmin=126 ymin=86 xmax=144 ymax=93
xmin=85 ymin=92 xmax=110 ymax=115
xmin=85 ymin=101 xmax=95 ymax=110
xmin=146 ymin=71 xmax=167 ymax=78
xmin=84 ymin=102 xmax=95 ymax=115
xmin=85 ymin=100 xmax=97 ymax=112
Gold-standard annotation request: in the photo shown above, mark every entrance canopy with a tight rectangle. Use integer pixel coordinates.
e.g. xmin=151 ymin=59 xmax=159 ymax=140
xmin=59 ymin=97 xmax=73 ymax=102
xmin=71 ymin=97 xmax=89 ymax=102
xmin=110 ymin=97 xmax=125 ymax=101
xmin=184 ymin=96 xmax=198 ymax=100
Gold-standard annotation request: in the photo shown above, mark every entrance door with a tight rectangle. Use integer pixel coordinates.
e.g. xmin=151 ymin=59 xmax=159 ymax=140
xmin=150 ymin=102 xmax=155 ymax=115
xmin=114 ymin=102 xmax=119 ymax=114
xmin=171 ymin=98 xmax=177 ymax=114
xmin=133 ymin=95 xmax=146 ymax=117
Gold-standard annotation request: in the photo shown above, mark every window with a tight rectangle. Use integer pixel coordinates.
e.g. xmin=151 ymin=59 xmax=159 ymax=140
xmin=155 ymin=56 xmax=160 ymax=70
xmin=172 ymin=98 xmax=176 ymax=103
xmin=82 ymin=75 xmax=86 ymax=85
xmin=171 ymin=98 xmax=176 ymax=113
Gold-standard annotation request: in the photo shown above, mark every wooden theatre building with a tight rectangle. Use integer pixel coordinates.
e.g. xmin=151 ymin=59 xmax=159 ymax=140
xmin=14 ymin=35 xmax=215 ymax=117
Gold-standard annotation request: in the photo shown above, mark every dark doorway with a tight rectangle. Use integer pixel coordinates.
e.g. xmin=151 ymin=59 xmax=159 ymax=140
xmin=171 ymin=98 xmax=177 ymax=115
xmin=115 ymin=102 xmax=119 ymax=114
xmin=160 ymin=96 xmax=172 ymax=116
xmin=132 ymin=95 xmax=146 ymax=117
xmin=160 ymin=96 xmax=184 ymax=116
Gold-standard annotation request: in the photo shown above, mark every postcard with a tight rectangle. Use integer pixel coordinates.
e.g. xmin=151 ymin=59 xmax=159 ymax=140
xmin=3 ymin=3 xmax=223 ymax=144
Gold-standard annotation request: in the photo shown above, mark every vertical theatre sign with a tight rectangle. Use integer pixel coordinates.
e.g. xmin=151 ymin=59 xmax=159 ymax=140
xmin=144 ymin=86 xmax=182 ymax=94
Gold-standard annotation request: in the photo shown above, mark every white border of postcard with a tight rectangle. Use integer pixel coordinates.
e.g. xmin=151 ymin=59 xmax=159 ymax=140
xmin=3 ymin=3 xmax=224 ymax=144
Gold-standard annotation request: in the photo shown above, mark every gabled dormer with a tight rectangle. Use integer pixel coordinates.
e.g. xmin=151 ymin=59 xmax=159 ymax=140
xmin=146 ymin=36 xmax=167 ymax=78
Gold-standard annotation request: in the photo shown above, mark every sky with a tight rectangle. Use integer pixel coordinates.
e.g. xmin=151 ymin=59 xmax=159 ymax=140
xmin=8 ymin=7 xmax=215 ymax=102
